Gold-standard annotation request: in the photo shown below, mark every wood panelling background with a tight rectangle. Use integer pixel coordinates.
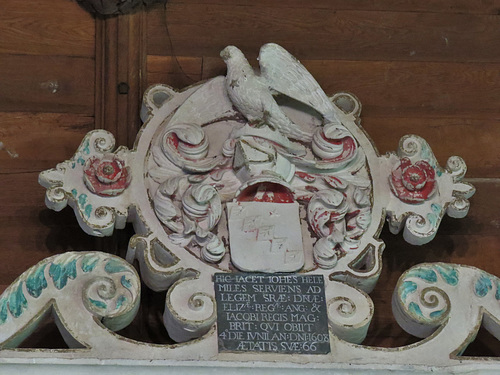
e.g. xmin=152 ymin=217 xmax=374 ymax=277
xmin=0 ymin=0 xmax=499 ymax=354
xmin=0 ymin=0 xmax=97 ymax=293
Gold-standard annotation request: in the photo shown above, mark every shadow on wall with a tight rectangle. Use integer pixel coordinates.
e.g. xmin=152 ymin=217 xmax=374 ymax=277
xmin=76 ymin=0 xmax=167 ymax=16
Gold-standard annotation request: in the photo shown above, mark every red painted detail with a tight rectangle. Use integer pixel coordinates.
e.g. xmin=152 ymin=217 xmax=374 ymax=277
xmin=295 ymin=171 xmax=316 ymax=183
xmin=305 ymin=186 xmax=319 ymax=193
xmin=390 ymin=157 xmax=437 ymax=204
xmin=237 ymin=183 xmax=294 ymax=203
xmin=344 ymin=210 xmax=360 ymax=224
xmin=323 ymin=176 xmax=347 ymax=189
xmin=83 ymin=156 xmax=131 ymax=197
xmin=322 ymin=135 xmax=357 ymax=163
xmin=167 ymin=133 xmax=179 ymax=148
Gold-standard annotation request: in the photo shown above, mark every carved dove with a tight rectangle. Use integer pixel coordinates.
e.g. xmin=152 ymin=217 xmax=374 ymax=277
xmin=220 ymin=43 xmax=342 ymax=142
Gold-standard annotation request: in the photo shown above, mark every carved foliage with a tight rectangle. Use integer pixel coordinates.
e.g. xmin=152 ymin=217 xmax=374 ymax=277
xmin=0 ymin=252 xmax=140 ymax=348
xmin=393 ymin=263 xmax=500 ymax=353
xmin=385 ymin=135 xmax=475 ymax=245
xmin=39 ymin=130 xmax=133 ymax=237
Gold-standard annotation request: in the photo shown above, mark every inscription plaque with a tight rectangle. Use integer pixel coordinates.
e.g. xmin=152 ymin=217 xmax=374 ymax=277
xmin=214 ymin=273 xmax=330 ymax=354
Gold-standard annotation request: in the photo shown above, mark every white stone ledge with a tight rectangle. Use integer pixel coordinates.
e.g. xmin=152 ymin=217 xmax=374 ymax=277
xmin=1 ymin=358 xmax=500 ymax=375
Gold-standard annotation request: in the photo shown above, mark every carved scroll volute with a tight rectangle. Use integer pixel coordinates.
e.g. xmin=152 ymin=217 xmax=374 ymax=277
xmin=393 ymin=263 xmax=500 ymax=356
xmin=383 ymin=135 xmax=475 ymax=245
xmin=326 ymin=281 xmax=374 ymax=344
xmin=163 ymin=273 xmax=216 ymax=342
xmin=0 ymin=252 xmax=140 ymax=349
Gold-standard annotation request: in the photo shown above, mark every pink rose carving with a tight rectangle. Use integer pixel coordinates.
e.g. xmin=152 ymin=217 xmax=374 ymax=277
xmin=83 ymin=155 xmax=131 ymax=197
xmin=390 ymin=157 xmax=436 ymax=204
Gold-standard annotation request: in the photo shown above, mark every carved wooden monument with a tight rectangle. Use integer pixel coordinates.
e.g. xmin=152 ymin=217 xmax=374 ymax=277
xmin=1 ymin=43 xmax=497 ymax=373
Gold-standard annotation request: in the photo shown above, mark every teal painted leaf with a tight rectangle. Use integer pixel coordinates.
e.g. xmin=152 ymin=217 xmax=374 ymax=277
xmin=431 ymin=203 xmax=442 ymax=213
xmin=83 ymin=140 xmax=90 ymax=155
xmin=8 ymin=282 xmax=28 ymax=318
xmin=89 ymin=298 xmax=107 ymax=310
xmin=401 ymin=281 xmax=418 ymax=303
xmin=116 ymin=295 xmax=127 ymax=309
xmin=121 ymin=275 xmax=132 ymax=289
xmin=81 ymin=254 xmax=100 ymax=273
xmin=475 ymin=273 xmax=493 ymax=298
xmin=71 ymin=189 xmax=78 ymax=197
xmin=430 ymin=309 xmax=446 ymax=319
xmin=407 ymin=267 xmax=437 ymax=283
xmin=426 ymin=212 xmax=438 ymax=227
xmin=0 ymin=297 xmax=8 ymax=325
xmin=496 ymin=281 xmax=500 ymax=301
xmin=78 ymin=193 xmax=88 ymax=208
xmin=105 ymin=258 xmax=130 ymax=274
xmin=26 ymin=264 xmax=48 ymax=298
xmin=49 ymin=259 xmax=78 ymax=290
xmin=84 ymin=204 xmax=93 ymax=218
xmin=435 ymin=264 xmax=459 ymax=286
xmin=408 ymin=302 xmax=423 ymax=318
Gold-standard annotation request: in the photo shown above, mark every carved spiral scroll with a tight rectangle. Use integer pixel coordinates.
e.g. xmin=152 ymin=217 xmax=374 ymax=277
xmin=0 ymin=252 xmax=140 ymax=348
xmin=393 ymin=264 xmax=452 ymax=338
xmin=163 ymin=275 xmax=216 ymax=342
xmin=161 ymin=123 xmax=223 ymax=172
xmin=326 ymin=281 xmax=374 ymax=344
xmin=403 ymin=213 xmax=440 ymax=245
xmin=445 ymin=156 xmax=467 ymax=183
xmin=82 ymin=258 xmax=140 ymax=332
xmin=92 ymin=130 xmax=116 ymax=154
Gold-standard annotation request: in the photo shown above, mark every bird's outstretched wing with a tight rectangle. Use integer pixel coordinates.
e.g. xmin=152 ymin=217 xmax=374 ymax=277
xmin=168 ymin=76 xmax=239 ymax=128
xmin=258 ymin=43 xmax=337 ymax=123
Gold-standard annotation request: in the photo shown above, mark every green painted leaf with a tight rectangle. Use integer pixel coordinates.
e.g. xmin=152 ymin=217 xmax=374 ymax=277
xmin=26 ymin=264 xmax=48 ymax=298
xmin=401 ymin=281 xmax=417 ymax=303
xmin=475 ymin=273 xmax=493 ymax=298
xmin=81 ymin=254 xmax=100 ymax=273
xmin=121 ymin=275 xmax=132 ymax=289
xmin=435 ymin=264 xmax=459 ymax=286
xmin=408 ymin=302 xmax=423 ymax=318
xmin=407 ymin=267 xmax=437 ymax=283
xmin=0 ymin=297 xmax=9 ymax=324
xmin=49 ymin=259 xmax=78 ymax=290
xmin=116 ymin=295 xmax=127 ymax=309
xmin=105 ymin=258 xmax=130 ymax=274
xmin=8 ymin=283 xmax=28 ymax=318
xmin=89 ymin=298 xmax=107 ymax=310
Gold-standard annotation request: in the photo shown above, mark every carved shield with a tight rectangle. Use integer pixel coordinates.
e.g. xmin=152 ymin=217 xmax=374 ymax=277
xmin=227 ymin=201 xmax=304 ymax=272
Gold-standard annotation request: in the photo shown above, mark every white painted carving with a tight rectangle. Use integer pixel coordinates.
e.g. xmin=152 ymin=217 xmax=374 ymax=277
xmin=20 ymin=43 xmax=492 ymax=374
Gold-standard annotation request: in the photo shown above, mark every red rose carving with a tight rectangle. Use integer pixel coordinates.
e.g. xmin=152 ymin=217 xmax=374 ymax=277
xmin=83 ymin=155 xmax=131 ymax=197
xmin=390 ymin=157 xmax=436 ymax=204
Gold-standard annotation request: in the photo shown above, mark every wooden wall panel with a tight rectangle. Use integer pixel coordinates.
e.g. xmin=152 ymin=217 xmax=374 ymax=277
xmin=146 ymin=55 xmax=202 ymax=88
xmin=0 ymin=0 xmax=94 ymax=57
xmin=0 ymin=113 xmax=94 ymax=173
xmin=149 ymin=3 xmax=500 ymax=62
xmin=168 ymin=0 xmax=500 ymax=15
xmin=0 ymin=0 xmax=97 ymax=300
xmin=0 ymin=55 xmax=95 ymax=114
xmin=201 ymin=57 xmax=500 ymax=118
xmin=0 ymin=173 xmax=96 ymax=291
xmin=95 ymin=12 xmax=148 ymax=148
